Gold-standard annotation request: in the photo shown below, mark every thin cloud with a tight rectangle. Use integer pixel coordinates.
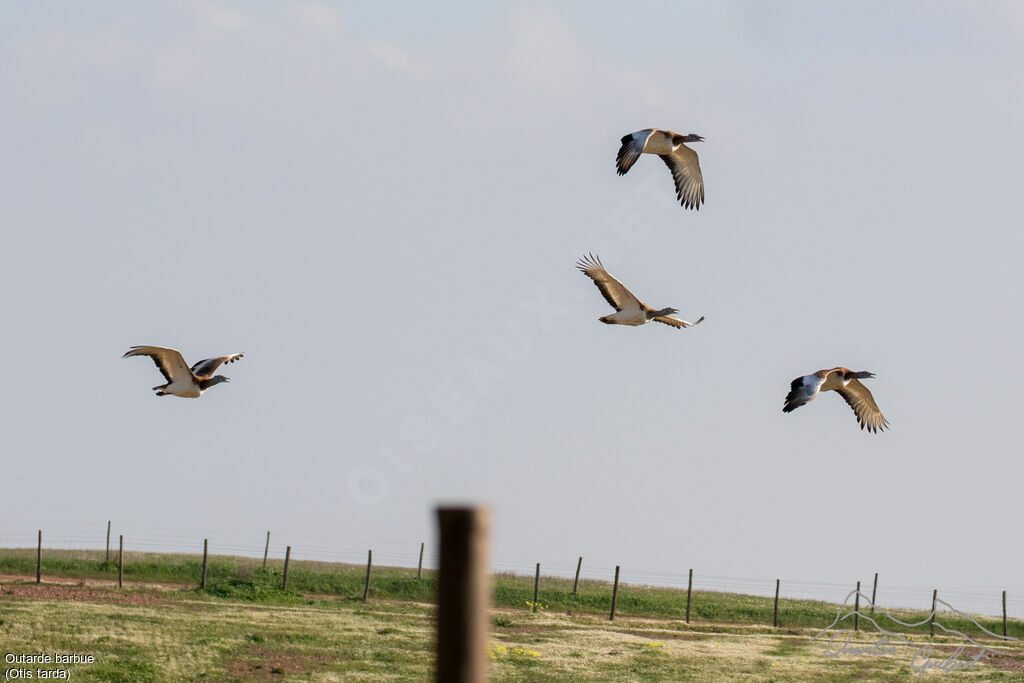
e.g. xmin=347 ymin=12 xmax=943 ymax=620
xmin=196 ymin=2 xmax=250 ymax=33
xmin=505 ymin=3 xmax=586 ymax=97
xmin=365 ymin=40 xmax=430 ymax=80
xmin=292 ymin=2 xmax=341 ymax=40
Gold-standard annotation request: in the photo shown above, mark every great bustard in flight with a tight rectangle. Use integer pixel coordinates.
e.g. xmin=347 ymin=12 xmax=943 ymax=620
xmin=576 ymin=253 xmax=704 ymax=329
xmin=783 ymin=367 xmax=889 ymax=432
xmin=616 ymin=128 xmax=705 ymax=210
xmin=123 ymin=346 xmax=243 ymax=398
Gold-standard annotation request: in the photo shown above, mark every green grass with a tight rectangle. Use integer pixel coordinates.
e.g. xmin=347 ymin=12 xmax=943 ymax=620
xmin=3 ymin=584 xmax=1021 ymax=682
xmin=3 ymin=547 xmax=1022 ymax=642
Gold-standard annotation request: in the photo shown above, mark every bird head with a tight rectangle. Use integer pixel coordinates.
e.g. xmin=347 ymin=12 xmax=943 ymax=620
xmin=687 ymin=134 xmax=705 ymax=143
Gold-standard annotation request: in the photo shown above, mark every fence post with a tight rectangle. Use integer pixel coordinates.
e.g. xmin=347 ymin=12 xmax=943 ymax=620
xmin=609 ymin=566 xmax=620 ymax=621
xmin=363 ymin=550 xmax=373 ymax=601
xmin=201 ymin=539 xmax=208 ymax=589
xmin=118 ymin=535 xmax=124 ymax=588
xmin=855 ymin=581 xmax=861 ymax=632
xmin=436 ymin=506 xmax=491 ymax=683
xmin=263 ymin=531 xmax=270 ymax=569
xmin=773 ymin=579 xmax=780 ymax=628
xmin=36 ymin=530 xmax=42 ymax=584
xmin=685 ymin=568 xmax=693 ymax=624
xmin=871 ymin=572 xmax=878 ymax=615
xmin=282 ymin=546 xmax=291 ymax=590
xmin=417 ymin=542 xmax=425 ymax=580
xmin=573 ymin=556 xmax=582 ymax=595
xmin=1003 ymin=590 xmax=1007 ymax=638
xmin=532 ymin=563 xmax=540 ymax=612
xmin=930 ymin=589 xmax=937 ymax=637
xmin=105 ymin=521 xmax=111 ymax=563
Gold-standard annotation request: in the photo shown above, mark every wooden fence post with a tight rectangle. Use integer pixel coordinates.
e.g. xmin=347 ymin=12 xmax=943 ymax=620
xmin=36 ymin=530 xmax=42 ymax=584
xmin=105 ymin=521 xmax=111 ymax=563
xmin=532 ymin=563 xmax=540 ymax=612
xmin=572 ymin=556 xmax=582 ymax=595
xmin=773 ymin=579 xmax=780 ymax=628
xmin=685 ymin=568 xmax=693 ymax=624
xmin=930 ymin=589 xmax=937 ymax=637
xmin=1003 ymin=590 xmax=1007 ymax=638
xmin=855 ymin=581 xmax=861 ymax=632
xmin=871 ymin=572 xmax=878 ymax=615
xmin=417 ymin=542 xmax=425 ymax=579
xmin=363 ymin=550 xmax=373 ymax=601
xmin=282 ymin=546 xmax=291 ymax=590
xmin=436 ymin=506 xmax=491 ymax=683
xmin=201 ymin=539 xmax=208 ymax=589
xmin=609 ymin=566 xmax=620 ymax=621
xmin=118 ymin=535 xmax=124 ymax=588
xmin=263 ymin=531 xmax=270 ymax=569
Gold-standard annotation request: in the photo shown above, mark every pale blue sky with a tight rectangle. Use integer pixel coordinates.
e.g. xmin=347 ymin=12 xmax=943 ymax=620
xmin=2 ymin=1 xmax=1023 ymax=617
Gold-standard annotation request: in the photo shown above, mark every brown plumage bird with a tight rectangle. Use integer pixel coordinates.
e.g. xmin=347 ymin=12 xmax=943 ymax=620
xmin=123 ymin=346 xmax=243 ymax=398
xmin=616 ymin=128 xmax=705 ymax=209
xmin=783 ymin=367 xmax=889 ymax=432
xmin=576 ymin=253 xmax=704 ymax=329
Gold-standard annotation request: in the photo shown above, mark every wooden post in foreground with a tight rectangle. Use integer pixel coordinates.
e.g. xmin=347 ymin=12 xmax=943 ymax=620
xmin=1003 ymin=591 xmax=1008 ymax=638
xmin=532 ymin=563 xmax=540 ymax=612
xmin=282 ymin=546 xmax=291 ymax=590
xmin=263 ymin=531 xmax=270 ymax=569
xmin=854 ymin=581 xmax=861 ymax=632
xmin=572 ymin=556 xmax=582 ymax=595
xmin=685 ymin=568 xmax=693 ymax=624
xmin=417 ymin=542 xmax=425 ymax=579
xmin=930 ymin=589 xmax=937 ymax=637
xmin=773 ymin=579 xmax=780 ymax=628
xmin=105 ymin=521 xmax=111 ymax=563
xmin=436 ymin=506 xmax=491 ymax=683
xmin=609 ymin=566 xmax=620 ymax=621
xmin=118 ymin=535 xmax=124 ymax=588
xmin=870 ymin=572 xmax=878 ymax=615
xmin=36 ymin=530 xmax=42 ymax=584
xmin=201 ymin=539 xmax=208 ymax=589
xmin=363 ymin=550 xmax=373 ymax=601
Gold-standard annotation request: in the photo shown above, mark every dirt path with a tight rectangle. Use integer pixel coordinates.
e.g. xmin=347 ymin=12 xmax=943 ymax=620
xmin=0 ymin=573 xmax=190 ymax=606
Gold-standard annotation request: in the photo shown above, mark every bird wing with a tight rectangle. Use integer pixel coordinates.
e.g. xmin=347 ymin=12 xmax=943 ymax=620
xmin=659 ymin=144 xmax=704 ymax=209
xmin=652 ymin=315 xmax=705 ymax=329
xmin=783 ymin=374 xmax=826 ymax=413
xmin=190 ymin=353 xmax=244 ymax=379
xmin=576 ymin=253 xmax=643 ymax=312
xmin=123 ymin=346 xmax=192 ymax=384
xmin=835 ymin=379 xmax=890 ymax=433
xmin=616 ymin=129 xmax=655 ymax=175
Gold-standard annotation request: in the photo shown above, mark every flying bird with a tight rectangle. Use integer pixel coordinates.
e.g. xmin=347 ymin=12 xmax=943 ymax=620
xmin=123 ymin=346 xmax=243 ymax=398
xmin=616 ymin=128 xmax=705 ymax=210
xmin=783 ymin=367 xmax=889 ymax=432
xmin=576 ymin=253 xmax=704 ymax=329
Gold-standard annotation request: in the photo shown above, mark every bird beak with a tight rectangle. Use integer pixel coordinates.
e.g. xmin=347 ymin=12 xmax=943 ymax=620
xmin=696 ymin=135 xmax=706 ymax=142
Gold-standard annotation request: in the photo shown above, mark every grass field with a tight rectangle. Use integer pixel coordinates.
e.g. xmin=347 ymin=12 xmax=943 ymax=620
xmin=1 ymin=549 xmax=1023 ymax=681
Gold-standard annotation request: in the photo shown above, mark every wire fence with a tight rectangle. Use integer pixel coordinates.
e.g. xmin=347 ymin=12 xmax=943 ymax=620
xmin=1 ymin=520 xmax=1021 ymax=620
